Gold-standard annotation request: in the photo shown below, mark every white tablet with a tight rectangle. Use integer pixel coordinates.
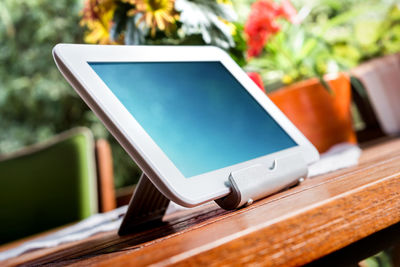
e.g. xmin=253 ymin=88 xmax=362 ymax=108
xmin=53 ymin=44 xmax=319 ymax=207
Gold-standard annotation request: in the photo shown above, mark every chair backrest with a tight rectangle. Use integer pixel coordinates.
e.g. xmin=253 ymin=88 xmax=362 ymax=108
xmin=0 ymin=128 xmax=98 ymax=244
xmin=352 ymin=53 xmax=400 ymax=135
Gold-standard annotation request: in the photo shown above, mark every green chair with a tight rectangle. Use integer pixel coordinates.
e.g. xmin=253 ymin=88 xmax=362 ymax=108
xmin=0 ymin=128 xmax=100 ymax=244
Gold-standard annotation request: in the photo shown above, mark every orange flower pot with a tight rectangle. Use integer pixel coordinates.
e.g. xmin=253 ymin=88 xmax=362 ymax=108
xmin=268 ymin=73 xmax=357 ymax=153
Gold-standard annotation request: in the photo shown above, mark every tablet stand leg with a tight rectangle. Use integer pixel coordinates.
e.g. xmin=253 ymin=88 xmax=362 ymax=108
xmin=118 ymin=173 xmax=170 ymax=235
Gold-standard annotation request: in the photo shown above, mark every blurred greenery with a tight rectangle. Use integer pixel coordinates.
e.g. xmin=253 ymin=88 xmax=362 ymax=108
xmin=0 ymin=0 xmax=141 ymax=188
xmin=1 ymin=0 xmax=400 ymax=189
xmin=245 ymin=21 xmax=337 ymax=92
xmin=242 ymin=0 xmax=400 ymax=90
xmin=301 ymin=0 xmax=400 ymax=68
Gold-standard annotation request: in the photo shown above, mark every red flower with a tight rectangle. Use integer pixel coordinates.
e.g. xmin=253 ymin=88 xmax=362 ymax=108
xmin=245 ymin=0 xmax=297 ymax=58
xmin=247 ymin=72 xmax=265 ymax=92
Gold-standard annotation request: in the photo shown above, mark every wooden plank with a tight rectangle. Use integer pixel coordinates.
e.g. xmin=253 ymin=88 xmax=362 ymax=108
xmin=78 ymin=155 xmax=400 ymax=267
xmin=306 ymin=222 xmax=400 ymax=266
xmin=2 ymin=138 xmax=400 ymax=266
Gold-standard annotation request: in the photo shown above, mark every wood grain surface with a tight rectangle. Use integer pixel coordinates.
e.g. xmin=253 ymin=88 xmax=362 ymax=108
xmin=2 ymin=137 xmax=400 ymax=266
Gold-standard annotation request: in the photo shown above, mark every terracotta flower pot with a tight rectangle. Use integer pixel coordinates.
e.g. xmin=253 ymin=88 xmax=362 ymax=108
xmin=268 ymin=73 xmax=357 ymax=153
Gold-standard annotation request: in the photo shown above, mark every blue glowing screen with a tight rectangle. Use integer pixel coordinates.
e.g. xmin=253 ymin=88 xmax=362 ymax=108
xmin=89 ymin=61 xmax=296 ymax=177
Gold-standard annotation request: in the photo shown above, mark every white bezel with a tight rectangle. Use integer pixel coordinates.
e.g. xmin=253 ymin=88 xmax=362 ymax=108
xmin=53 ymin=44 xmax=319 ymax=207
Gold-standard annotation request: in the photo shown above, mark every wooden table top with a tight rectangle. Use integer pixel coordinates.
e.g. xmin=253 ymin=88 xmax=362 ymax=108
xmin=2 ymin=138 xmax=400 ymax=266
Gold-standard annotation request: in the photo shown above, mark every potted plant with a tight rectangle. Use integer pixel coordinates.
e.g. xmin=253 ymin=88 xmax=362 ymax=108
xmin=243 ymin=0 xmax=357 ymax=153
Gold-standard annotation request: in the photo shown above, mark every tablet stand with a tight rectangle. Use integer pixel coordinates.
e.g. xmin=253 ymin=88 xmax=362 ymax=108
xmin=118 ymin=174 xmax=170 ymax=235
xmin=118 ymin=152 xmax=307 ymax=236
xmin=215 ymin=153 xmax=308 ymax=209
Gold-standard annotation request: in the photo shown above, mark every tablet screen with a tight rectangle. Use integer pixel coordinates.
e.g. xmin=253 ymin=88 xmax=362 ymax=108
xmin=89 ymin=61 xmax=296 ymax=178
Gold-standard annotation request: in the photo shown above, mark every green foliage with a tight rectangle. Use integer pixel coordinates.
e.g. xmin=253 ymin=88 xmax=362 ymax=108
xmin=245 ymin=21 xmax=336 ymax=91
xmin=242 ymin=0 xmax=400 ymax=91
xmin=2 ymin=0 xmax=399 ymax=188
xmin=0 ymin=0 xmax=84 ymax=150
xmin=0 ymin=0 xmax=140 ymax=188
xmin=296 ymin=0 xmax=400 ymax=68
xmin=228 ymin=22 xmax=247 ymax=67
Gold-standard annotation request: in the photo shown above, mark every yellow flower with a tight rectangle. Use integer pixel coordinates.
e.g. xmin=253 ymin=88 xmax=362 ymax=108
xmin=84 ymin=21 xmax=112 ymax=44
xmin=81 ymin=0 xmax=117 ymax=44
xmin=282 ymin=74 xmax=293 ymax=84
xmin=217 ymin=0 xmax=232 ymax=5
xmin=125 ymin=0 xmax=177 ymax=37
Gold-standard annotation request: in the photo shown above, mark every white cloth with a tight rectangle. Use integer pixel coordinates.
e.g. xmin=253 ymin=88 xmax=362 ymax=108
xmin=0 ymin=143 xmax=361 ymax=261
xmin=308 ymin=143 xmax=362 ymax=178
xmin=0 ymin=206 xmax=127 ymax=262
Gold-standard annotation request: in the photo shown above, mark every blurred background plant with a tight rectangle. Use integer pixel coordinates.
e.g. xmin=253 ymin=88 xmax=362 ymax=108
xmin=316 ymin=0 xmax=400 ymax=68
xmin=0 ymin=0 xmax=241 ymax=188
xmin=243 ymin=0 xmax=337 ymax=92
xmin=0 ymin=0 xmax=140 ymax=188
xmin=241 ymin=0 xmax=400 ymax=92
xmin=79 ymin=0 xmax=245 ymax=62
xmin=0 ymin=0 xmax=83 ymax=151
xmin=1 ymin=0 xmax=400 ymax=188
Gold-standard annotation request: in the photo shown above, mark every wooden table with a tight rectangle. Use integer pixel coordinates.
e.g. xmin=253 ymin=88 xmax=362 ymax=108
xmin=2 ymin=138 xmax=400 ymax=266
